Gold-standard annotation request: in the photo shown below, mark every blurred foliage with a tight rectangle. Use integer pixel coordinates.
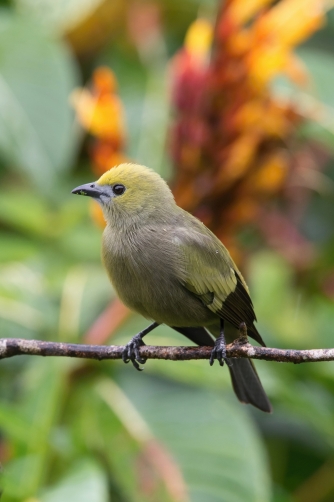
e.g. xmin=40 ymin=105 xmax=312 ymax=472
xmin=0 ymin=1 xmax=334 ymax=501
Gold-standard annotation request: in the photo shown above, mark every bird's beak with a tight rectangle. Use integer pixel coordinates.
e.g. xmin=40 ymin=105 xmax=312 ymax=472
xmin=71 ymin=182 xmax=108 ymax=199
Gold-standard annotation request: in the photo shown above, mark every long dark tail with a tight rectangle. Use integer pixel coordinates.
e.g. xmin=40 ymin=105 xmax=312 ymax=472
xmin=228 ymin=358 xmax=272 ymax=412
xmin=172 ymin=325 xmax=272 ymax=413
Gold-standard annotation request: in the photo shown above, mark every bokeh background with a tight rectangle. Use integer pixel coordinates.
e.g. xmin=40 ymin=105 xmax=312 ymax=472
xmin=0 ymin=0 xmax=334 ymax=501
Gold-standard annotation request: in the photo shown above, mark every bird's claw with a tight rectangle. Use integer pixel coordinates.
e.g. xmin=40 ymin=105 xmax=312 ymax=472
xmin=210 ymin=336 xmax=232 ymax=367
xmin=122 ymin=334 xmax=147 ymax=371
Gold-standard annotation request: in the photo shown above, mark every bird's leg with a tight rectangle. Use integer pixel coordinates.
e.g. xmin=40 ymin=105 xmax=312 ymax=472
xmin=209 ymin=319 xmax=232 ymax=367
xmin=122 ymin=322 xmax=159 ymax=371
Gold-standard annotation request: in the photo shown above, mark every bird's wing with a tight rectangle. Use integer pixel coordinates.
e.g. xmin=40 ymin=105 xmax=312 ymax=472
xmin=172 ymin=223 xmax=264 ymax=345
xmin=174 ymin=229 xmax=238 ymax=311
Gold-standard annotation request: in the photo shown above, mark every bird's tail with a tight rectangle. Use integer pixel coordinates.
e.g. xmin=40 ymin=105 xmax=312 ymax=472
xmin=173 ymin=325 xmax=272 ymax=413
xmin=228 ymin=357 xmax=272 ymax=413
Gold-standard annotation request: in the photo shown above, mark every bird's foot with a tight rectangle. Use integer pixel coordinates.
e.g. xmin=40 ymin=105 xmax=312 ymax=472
xmin=122 ymin=333 xmax=147 ymax=371
xmin=209 ymin=335 xmax=232 ymax=367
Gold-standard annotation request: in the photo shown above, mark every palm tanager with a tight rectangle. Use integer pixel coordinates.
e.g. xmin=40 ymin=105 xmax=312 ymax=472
xmin=72 ymin=163 xmax=272 ymax=413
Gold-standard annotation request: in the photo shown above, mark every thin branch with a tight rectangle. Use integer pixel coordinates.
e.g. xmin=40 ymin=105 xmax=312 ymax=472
xmin=0 ymin=338 xmax=333 ymax=364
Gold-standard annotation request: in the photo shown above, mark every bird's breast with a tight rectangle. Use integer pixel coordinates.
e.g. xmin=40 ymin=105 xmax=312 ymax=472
xmin=101 ymin=227 xmax=215 ymax=326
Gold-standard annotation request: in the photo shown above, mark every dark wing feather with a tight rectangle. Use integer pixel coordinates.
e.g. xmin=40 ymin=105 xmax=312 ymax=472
xmin=218 ymin=272 xmax=265 ymax=346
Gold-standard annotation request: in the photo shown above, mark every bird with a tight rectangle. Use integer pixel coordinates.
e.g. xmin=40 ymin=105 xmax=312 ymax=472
xmin=72 ymin=163 xmax=272 ymax=413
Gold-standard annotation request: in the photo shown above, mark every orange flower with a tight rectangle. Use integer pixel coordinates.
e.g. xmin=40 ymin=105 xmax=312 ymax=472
xmin=247 ymin=151 xmax=288 ymax=193
xmin=170 ymin=1 xmax=328 ymax=268
xmin=90 ymin=143 xmax=129 ymax=176
xmin=71 ymin=69 xmax=126 ymax=143
xmin=246 ymin=0 xmax=324 ymax=87
xmin=184 ymin=18 xmax=213 ymax=63
xmin=71 ymin=67 xmax=129 ymax=228
xmin=226 ymin=0 xmax=272 ymax=25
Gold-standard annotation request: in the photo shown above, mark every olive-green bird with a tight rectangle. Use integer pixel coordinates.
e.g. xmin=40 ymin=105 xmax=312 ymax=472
xmin=72 ymin=163 xmax=272 ymax=413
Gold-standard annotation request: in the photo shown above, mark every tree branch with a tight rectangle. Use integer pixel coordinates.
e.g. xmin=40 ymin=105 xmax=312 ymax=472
xmin=0 ymin=338 xmax=333 ymax=364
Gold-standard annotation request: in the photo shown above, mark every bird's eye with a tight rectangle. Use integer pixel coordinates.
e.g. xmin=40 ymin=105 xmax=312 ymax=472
xmin=112 ymin=184 xmax=126 ymax=196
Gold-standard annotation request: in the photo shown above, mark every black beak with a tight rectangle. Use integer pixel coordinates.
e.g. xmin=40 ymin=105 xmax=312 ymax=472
xmin=71 ymin=182 xmax=106 ymax=199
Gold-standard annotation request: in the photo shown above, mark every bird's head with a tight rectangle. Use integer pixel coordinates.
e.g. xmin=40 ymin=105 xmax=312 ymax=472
xmin=72 ymin=163 xmax=175 ymax=226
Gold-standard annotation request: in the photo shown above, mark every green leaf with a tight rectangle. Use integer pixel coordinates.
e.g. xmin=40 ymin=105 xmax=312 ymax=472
xmin=4 ymin=358 xmax=75 ymax=497
xmin=297 ymin=48 xmax=334 ymax=109
xmin=117 ymin=371 xmax=272 ymax=502
xmin=4 ymin=454 xmax=44 ymax=497
xmin=248 ymin=252 xmax=314 ymax=347
xmin=15 ymin=0 xmax=105 ymax=35
xmin=40 ymin=459 xmax=109 ymax=502
xmin=297 ymin=48 xmax=334 ymax=150
xmin=272 ymin=49 xmax=334 ymax=150
xmin=0 ymin=190 xmax=55 ymax=237
xmin=0 ymin=402 xmax=31 ymax=444
xmin=0 ymin=11 xmax=79 ymax=191
xmin=0 ymin=233 xmax=38 ymax=261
